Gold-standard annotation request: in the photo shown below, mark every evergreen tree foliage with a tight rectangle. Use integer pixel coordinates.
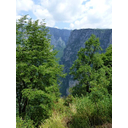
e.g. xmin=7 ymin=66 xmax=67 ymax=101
xmin=16 ymin=15 xmax=65 ymax=126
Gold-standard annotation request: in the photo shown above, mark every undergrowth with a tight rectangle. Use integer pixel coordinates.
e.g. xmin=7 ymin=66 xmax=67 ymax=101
xmin=16 ymin=95 xmax=112 ymax=128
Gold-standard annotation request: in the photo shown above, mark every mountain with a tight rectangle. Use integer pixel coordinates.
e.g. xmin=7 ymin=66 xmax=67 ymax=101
xmin=48 ymin=27 xmax=71 ymax=46
xmin=60 ymin=28 xmax=112 ymax=96
xmin=48 ymin=27 xmax=71 ymax=62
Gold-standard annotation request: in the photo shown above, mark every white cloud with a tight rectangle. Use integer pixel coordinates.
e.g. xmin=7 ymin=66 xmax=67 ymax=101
xmin=16 ymin=0 xmax=34 ymax=22
xmin=32 ymin=5 xmax=55 ymax=27
xmin=16 ymin=0 xmax=34 ymax=13
xmin=70 ymin=23 xmax=74 ymax=29
xmin=16 ymin=15 xmax=22 ymax=21
xmin=39 ymin=0 xmax=85 ymax=22
xmin=69 ymin=0 xmax=112 ymax=29
xmin=16 ymin=0 xmax=112 ymax=29
xmin=39 ymin=0 xmax=111 ymax=28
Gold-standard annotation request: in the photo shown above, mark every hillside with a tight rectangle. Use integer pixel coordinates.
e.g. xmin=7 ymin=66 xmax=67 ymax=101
xmin=60 ymin=29 xmax=112 ymax=96
xmin=48 ymin=27 xmax=71 ymax=62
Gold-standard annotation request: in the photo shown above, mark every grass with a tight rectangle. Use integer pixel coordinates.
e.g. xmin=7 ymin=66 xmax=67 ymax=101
xmin=17 ymin=95 xmax=112 ymax=128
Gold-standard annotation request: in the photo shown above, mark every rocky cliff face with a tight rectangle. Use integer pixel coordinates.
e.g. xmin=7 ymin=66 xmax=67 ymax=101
xmin=48 ymin=27 xmax=71 ymax=61
xmin=48 ymin=27 xmax=71 ymax=46
xmin=60 ymin=29 xmax=112 ymax=96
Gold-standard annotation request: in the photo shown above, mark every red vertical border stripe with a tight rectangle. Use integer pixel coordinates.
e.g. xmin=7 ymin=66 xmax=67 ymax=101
xmin=0 ymin=0 xmax=16 ymax=128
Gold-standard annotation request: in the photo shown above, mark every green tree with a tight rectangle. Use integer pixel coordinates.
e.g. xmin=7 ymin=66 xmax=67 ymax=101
xmin=69 ymin=34 xmax=109 ymax=96
xmin=16 ymin=15 xmax=65 ymax=126
xmin=101 ymin=44 xmax=112 ymax=94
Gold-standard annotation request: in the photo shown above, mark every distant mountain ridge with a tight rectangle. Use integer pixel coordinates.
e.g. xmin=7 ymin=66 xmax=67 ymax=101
xmin=48 ymin=27 xmax=71 ymax=46
xmin=47 ymin=27 xmax=112 ymax=96
xmin=60 ymin=28 xmax=112 ymax=96
xmin=48 ymin=27 xmax=71 ymax=61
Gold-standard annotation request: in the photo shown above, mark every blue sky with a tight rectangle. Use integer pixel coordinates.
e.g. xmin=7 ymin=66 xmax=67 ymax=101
xmin=16 ymin=0 xmax=112 ymax=29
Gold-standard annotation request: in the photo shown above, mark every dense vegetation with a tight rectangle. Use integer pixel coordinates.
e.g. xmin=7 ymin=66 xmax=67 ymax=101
xmin=59 ymin=28 xmax=112 ymax=96
xmin=16 ymin=15 xmax=66 ymax=127
xmin=16 ymin=16 xmax=112 ymax=128
xmin=69 ymin=34 xmax=112 ymax=96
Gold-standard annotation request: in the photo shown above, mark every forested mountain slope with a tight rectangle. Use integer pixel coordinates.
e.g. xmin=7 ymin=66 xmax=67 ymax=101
xmin=60 ymin=29 xmax=112 ymax=96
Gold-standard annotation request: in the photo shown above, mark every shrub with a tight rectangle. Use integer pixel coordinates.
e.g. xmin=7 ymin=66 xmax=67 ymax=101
xmin=16 ymin=116 xmax=34 ymax=128
xmin=40 ymin=113 xmax=65 ymax=128
xmin=69 ymin=95 xmax=112 ymax=127
xmin=64 ymin=95 xmax=74 ymax=106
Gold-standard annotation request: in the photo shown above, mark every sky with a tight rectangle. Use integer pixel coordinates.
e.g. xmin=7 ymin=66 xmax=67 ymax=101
xmin=16 ymin=0 xmax=112 ymax=29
